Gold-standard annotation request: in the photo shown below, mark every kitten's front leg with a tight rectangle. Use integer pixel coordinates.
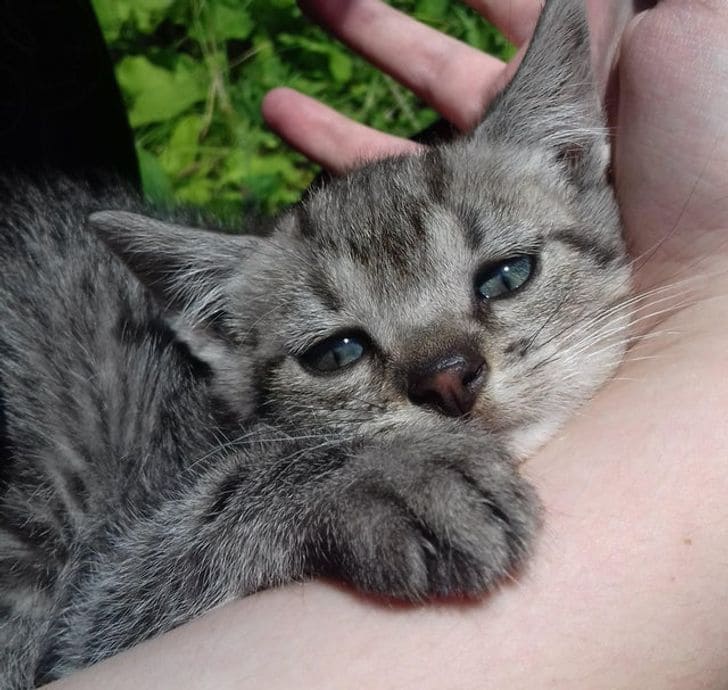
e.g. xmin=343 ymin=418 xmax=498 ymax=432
xmin=52 ymin=427 xmax=538 ymax=677
xmin=303 ymin=429 xmax=541 ymax=600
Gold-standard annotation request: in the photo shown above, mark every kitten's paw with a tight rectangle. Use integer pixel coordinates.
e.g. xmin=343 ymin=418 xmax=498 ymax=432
xmin=316 ymin=431 xmax=541 ymax=600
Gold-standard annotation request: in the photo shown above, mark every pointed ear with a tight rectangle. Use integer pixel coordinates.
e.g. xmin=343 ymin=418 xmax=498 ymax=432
xmin=475 ymin=0 xmax=607 ymax=186
xmin=89 ymin=210 xmax=260 ymax=332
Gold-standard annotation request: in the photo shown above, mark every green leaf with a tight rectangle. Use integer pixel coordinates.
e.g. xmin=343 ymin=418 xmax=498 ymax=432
xmin=415 ymin=0 xmax=448 ymax=21
xmin=159 ymin=114 xmax=203 ymax=176
xmin=91 ymin=0 xmax=131 ymax=42
xmin=137 ymin=146 xmax=173 ymax=203
xmin=220 ymin=149 xmax=250 ymax=186
xmin=92 ymin=0 xmax=174 ymax=38
xmin=212 ymin=5 xmax=254 ymax=41
xmin=129 ymin=0 xmax=175 ymax=33
xmin=116 ymin=56 xmax=207 ymax=126
xmin=328 ymin=50 xmax=353 ymax=84
xmin=176 ymin=177 xmax=215 ymax=206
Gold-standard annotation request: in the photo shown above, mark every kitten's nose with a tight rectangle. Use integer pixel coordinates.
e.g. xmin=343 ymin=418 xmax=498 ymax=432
xmin=407 ymin=352 xmax=486 ymax=417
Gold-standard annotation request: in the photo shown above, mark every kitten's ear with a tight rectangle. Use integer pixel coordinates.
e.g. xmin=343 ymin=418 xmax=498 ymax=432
xmin=89 ymin=210 xmax=259 ymax=332
xmin=475 ymin=0 xmax=607 ymax=186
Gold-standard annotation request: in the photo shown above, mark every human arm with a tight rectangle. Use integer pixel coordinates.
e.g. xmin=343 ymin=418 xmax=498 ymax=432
xmin=48 ymin=1 xmax=728 ymax=688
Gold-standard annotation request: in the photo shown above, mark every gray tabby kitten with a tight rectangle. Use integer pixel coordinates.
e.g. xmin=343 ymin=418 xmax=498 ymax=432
xmin=0 ymin=0 xmax=631 ymax=686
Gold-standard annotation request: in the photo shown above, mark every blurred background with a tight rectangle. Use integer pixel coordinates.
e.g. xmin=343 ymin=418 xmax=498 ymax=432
xmin=91 ymin=0 xmax=512 ymax=220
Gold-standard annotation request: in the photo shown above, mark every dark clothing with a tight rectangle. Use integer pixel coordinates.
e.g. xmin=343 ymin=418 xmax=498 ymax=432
xmin=0 ymin=0 xmax=139 ymax=185
xmin=0 ymin=0 xmax=137 ymax=472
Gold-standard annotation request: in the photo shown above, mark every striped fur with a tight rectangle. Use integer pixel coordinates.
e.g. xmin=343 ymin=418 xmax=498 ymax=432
xmin=0 ymin=1 xmax=630 ymax=685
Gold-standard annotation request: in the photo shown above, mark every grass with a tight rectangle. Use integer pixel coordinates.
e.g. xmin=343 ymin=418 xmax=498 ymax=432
xmin=92 ymin=0 xmax=513 ymax=220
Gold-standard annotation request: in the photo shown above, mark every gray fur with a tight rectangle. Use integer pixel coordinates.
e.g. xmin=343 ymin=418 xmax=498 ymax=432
xmin=0 ymin=0 xmax=631 ymax=686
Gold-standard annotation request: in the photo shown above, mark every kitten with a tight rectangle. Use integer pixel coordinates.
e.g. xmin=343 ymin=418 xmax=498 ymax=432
xmin=0 ymin=0 xmax=631 ymax=686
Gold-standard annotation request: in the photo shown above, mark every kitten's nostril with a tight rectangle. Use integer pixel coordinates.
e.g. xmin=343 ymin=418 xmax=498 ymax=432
xmin=462 ymin=362 xmax=485 ymax=388
xmin=407 ymin=353 xmax=487 ymax=418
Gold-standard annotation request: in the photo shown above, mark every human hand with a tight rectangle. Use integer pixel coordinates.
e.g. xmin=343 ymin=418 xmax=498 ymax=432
xmin=263 ymin=0 xmax=728 ymax=293
xmin=261 ymin=0 xmax=631 ymax=168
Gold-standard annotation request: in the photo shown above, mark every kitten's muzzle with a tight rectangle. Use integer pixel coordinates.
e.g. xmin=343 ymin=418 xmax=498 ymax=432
xmin=407 ymin=352 xmax=486 ymax=418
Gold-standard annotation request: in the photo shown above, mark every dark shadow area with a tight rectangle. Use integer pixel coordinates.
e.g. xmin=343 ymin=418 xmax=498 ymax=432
xmin=633 ymin=0 xmax=658 ymax=12
xmin=0 ymin=0 xmax=139 ymax=186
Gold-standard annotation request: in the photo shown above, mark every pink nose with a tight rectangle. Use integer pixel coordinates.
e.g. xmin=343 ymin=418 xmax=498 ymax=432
xmin=407 ymin=353 xmax=486 ymax=417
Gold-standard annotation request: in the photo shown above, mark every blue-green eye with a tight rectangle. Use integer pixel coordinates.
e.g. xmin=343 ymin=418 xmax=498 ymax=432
xmin=476 ymin=255 xmax=536 ymax=300
xmin=299 ymin=333 xmax=367 ymax=373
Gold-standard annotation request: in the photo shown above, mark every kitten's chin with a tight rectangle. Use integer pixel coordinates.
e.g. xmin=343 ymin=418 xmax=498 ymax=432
xmin=501 ymin=418 xmax=563 ymax=462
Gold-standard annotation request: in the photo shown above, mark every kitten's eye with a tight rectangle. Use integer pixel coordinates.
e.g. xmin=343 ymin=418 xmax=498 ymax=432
xmin=299 ymin=333 xmax=367 ymax=373
xmin=475 ymin=255 xmax=536 ymax=300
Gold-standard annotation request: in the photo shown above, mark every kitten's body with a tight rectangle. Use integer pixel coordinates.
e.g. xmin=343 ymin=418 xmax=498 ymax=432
xmin=0 ymin=180 xmax=225 ymax=682
xmin=0 ymin=1 xmax=631 ymax=686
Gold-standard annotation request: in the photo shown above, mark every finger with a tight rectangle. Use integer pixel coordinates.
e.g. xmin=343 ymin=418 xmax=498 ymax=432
xmin=467 ymin=0 xmax=636 ymax=88
xmin=298 ymin=0 xmax=506 ymax=130
xmin=615 ymin=0 xmax=728 ymax=272
xmin=468 ymin=0 xmax=636 ymax=98
xmin=462 ymin=0 xmax=541 ymax=46
xmin=262 ymin=88 xmax=422 ymax=174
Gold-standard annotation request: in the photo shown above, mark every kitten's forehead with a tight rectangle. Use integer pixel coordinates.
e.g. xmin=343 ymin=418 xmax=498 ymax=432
xmin=298 ymin=155 xmax=435 ymax=269
xmin=299 ymin=198 xmax=474 ymax=328
xmin=299 ymin=142 xmax=573 ymax=255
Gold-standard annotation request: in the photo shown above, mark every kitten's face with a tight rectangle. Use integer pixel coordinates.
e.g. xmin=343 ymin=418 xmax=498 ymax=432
xmin=232 ymin=139 xmax=630 ymax=456
xmin=95 ymin=0 xmax=631 ymax=456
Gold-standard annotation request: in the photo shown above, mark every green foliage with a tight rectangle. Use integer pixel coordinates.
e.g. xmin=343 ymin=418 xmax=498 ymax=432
xmin=91 ymin=0 xmax=514 ymax=219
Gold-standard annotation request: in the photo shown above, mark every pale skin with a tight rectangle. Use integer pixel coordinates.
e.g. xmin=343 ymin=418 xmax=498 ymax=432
xmin=49 ymin=1 xmax=728 ymax=688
